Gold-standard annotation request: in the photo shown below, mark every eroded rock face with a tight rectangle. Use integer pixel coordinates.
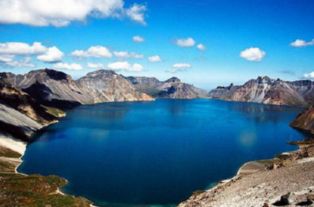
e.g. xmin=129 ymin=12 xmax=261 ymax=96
xmin=209 ymin=76 xmax=314 ymax=106
xmin=0 ymin=69 xmax=153 ymax=107
xmin=0 ymin=84 xmax=57 ymax=125
xmin=127 ymin=76 xmax=208 ymax=99
xmin=291 ymin=106 xmax=314 ymax=135
xmin=78 ymin=70 xmax=153 ymax=103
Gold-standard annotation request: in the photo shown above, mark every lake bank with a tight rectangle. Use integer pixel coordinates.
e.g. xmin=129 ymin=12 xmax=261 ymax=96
xmin=179 ymin=137 xmax=314 ymax=207
xmin=0 ymin=122 xmax=93 ymax=207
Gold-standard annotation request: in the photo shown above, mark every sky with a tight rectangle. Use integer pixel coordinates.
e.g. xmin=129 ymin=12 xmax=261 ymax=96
xmin=0 ymin=0 xmax=314 ymax=89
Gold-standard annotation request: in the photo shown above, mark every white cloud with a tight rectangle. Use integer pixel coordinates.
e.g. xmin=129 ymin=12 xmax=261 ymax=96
xmin=240 ymin=47 xmax=266 ymax=62
xmin=0 ymin=41 xmax=64 ymax=66
xmin=0 ymin=42 xmax=46 ymax=55
xmin=176 ymin=37 xmax=195 ymax=47
xmin=0 ymin=56 xmax=34 ymax=68
xmin=148 ymin=55 xmax=161 ymax=62
xmin=0 ymin=0 xmax=147 ymax=27
xmin=54 ymin=62 xmax=83 ymax=70
xmin=113 ymin=51 xmax=143 ymax=59
xmin=72 ymin=46 xmax=112 ymax=58
xmin=168 ymin=63 xmax=191 ymax=73
xmin=37 ymin=46 xmax=63 ymax=63
xmin=126 ymin=4 xmax=146 ymax=25
xmin=87 ymin=62 xmax=105 ymax=69
xmin=197 ymin=43 xmax=206 ymax=51
xmin=0 ymin=55 xmax=14 ymax=63
xmin=107 ymin=61 xmax=143 ymax=72
xmin=133 ymin=35 xmax=144 ymax=43
xmin=290 ymin=39 xmax=314 ymax=47
xmin=304 ymin=72 xmax=314 ymax=79
xmin=173 ymin=63 xmax=192 ymax=69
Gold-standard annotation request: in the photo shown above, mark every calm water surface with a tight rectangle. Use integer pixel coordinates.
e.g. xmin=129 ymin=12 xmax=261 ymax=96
xmin=19 ymin=99 xmax=305 ymax=206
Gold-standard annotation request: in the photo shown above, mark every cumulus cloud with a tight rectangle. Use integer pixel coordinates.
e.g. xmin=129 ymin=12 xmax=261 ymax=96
xmin=148 ymin=55 xmax=161 ymax=62
xmin=0 ymin=55 xmax=14 ymax=63
xmin=197 ymin=43 xmax=206 ymax=51
xmin=54 ymin=62 xmax=83 ymax=70
xmin=72 ymin=46 xmax=112 ymax=58
xmin=87 ymin=63 xmax=105 ymax=69
xmin=0 ymin=0 xmax=147 ymax=27
xmin=37 ymin=47 xmax=63 ymax=63
xmin=173 ymin=63 xmax=192 ymax=69
xmin=0 ymin=56 xmax=34 ymax=68
xmin=125 ymin=4 xmax=146 ymax=25
xmin=0 ymin=41 xmax=63 ymax=66
xmin=304 ymin=72 xmax=314 ymax=79
xmin=113 ymin=51 xmax=143 ymax=59
xmin=290 ymin=39 xmax=314 ymax=47
xmin=240 ymin=47 xmax=266 ymax=62
xmin=168 ymin=63 xmax=191 ymax=73
xmin=176 ymin=38 xmax=195 ymax=47
xmin=0 ymin=42 xmax=46 ymax=55
xmin=107 ymin=61 xmax=143 ymax=72
xmin=132 ymin=35 xmax=144 ymax=43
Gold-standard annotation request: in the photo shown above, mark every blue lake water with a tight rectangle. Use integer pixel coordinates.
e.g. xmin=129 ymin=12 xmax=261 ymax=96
xmin=19 ymin=99 xmax=306 ymax=206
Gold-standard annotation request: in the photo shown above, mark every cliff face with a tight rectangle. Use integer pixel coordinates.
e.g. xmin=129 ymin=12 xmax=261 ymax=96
xmin=127 ymin=76 xmax=208 ymax=99
xmin=0 ymin=82 xmax=64 ymax=141
xmin=291 ymin=106 xmax=314 ymax=135
xmin=209 ymin=76 xmax=313 ymax=106
xmin=78 ymin=70 xmax=153 ymax=103
xmin=0 ymin=69 xmax=153 ymax=108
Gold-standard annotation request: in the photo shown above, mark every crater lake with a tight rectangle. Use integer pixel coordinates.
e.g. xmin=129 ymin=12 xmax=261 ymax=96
xmin=18 ymin=99 xmax=306 ymax=207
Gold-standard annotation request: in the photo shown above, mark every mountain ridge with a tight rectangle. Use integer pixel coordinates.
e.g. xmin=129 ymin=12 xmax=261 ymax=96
xmin=209 ymin=76 xmax=314 ymax=106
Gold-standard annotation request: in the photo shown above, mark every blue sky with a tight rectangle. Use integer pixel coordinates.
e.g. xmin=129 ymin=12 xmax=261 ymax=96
xmin=0 ymin=0 xmax=314 ymax=89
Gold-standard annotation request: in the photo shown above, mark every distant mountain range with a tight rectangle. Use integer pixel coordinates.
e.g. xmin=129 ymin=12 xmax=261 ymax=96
xmin=126 ymin=76 xmax=208 ymax=99
xmin=209 ymin=76 xmax=314 ymax=106
xmin=1 ymin=69 xmax=314 ymax=110
xmin=0 ymin=69 xmax=208 ymax=110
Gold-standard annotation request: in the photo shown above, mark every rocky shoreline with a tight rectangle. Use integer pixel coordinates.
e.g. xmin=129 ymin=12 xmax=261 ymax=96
xmin=179 ymin=107 xmax=314 ymax=207
xmin=0 ymin=120 xmax=93 ymax=207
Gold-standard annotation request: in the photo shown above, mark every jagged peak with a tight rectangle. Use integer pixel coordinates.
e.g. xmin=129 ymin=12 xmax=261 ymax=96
xmin=26 ymin=68 xmax=69 ymax=81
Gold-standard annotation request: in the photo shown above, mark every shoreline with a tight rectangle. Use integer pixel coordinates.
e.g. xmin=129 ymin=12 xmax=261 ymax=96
xmin=0 ymin=116 xmax=94 ymax=206
xmin=179 ymin=138 xmax=314 ymax=207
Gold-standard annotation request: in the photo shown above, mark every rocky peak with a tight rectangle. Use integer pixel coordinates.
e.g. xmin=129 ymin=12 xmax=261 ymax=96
xmin=257 ymin=76 xmax=273 ymax=84
xmin=165 ymin=77 xmax=181 ymax=83
xmin=27 ymin=68 xmax=70 ymax=81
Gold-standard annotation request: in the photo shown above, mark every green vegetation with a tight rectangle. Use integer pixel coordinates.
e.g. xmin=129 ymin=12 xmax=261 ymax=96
xmin=0 ymin=173 xmax=91 ymax=207
xmin=0 ymin=145 xmax=91 ymax=207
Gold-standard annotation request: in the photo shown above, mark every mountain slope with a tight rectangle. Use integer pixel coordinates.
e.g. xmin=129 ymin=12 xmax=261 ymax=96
xmin=209 ymin=76 xmax=312 ymax=106
xmin=127 ymin=76 xmax=208 ymax=99
xmin=78 ymin=70 xmax=152 ymax=103
xmin=0 ymin=69 xmax=153 ymax=107
xmin=291 ymin=106 xmax=314 ymax=135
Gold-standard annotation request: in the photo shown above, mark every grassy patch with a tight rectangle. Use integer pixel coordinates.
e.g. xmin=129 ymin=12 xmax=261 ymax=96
xmin=0 ymin=173 xmax=91 ymax=207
